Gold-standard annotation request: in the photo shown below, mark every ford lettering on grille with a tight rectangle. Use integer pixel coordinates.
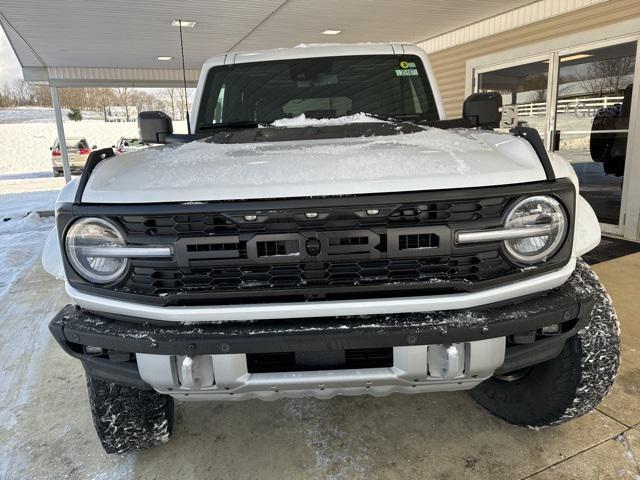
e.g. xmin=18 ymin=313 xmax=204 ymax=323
xmin=173 ymin=226 xmax=451 ymax=268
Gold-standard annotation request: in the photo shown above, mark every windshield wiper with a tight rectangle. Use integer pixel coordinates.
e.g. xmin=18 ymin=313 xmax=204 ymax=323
xmin=358 ymin=112 xmax=431 ymax=125
xmin=198 ymin=121 xmax=268 ymax=130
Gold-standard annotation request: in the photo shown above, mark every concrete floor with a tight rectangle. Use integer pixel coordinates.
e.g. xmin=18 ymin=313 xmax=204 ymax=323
xmin=1 ymin=255 xmax=639 ymax=480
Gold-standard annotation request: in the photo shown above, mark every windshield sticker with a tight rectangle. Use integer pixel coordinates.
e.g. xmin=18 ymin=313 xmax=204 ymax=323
xmin=399 ymin=61 xmax=416 ymax=69
xmin=396 ymin=69 xmax=418 ymax=76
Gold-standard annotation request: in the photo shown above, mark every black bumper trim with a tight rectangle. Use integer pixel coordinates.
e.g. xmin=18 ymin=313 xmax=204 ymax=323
xmin=81 ymin=357 xmax=151 ymax=390
xmin=50 ymin=278 xmax=593 ymax=358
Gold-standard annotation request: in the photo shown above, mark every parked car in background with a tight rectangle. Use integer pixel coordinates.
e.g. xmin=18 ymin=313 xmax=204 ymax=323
xmin=50 ymin=137 xmax=96 ymax=177
xmin=113 ymin=137 xmax=147 ymax=155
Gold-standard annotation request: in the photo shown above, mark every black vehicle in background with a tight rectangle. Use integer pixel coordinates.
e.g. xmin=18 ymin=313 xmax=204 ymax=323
xmin=590 ymin=84 xmax=632 ymax=177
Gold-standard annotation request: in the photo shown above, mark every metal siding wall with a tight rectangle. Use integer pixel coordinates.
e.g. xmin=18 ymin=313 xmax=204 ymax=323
xmin=426 ymin=0 xmax=640 ymax=118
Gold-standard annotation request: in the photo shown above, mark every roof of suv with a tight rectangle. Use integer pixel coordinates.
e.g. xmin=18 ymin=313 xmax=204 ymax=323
xmin=201 ymin=43 xmax=422 ymax=70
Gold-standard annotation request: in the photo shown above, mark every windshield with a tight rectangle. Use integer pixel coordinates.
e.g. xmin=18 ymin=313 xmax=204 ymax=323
xmin=196 ymin=55 xmax=439 ymax=131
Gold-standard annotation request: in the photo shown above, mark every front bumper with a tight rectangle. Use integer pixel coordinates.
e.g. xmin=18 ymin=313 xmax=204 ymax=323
xmin=65 ymin=259 xmax=577 ymax=323
xmin=50 ymin=273 xmax=593 ymax=399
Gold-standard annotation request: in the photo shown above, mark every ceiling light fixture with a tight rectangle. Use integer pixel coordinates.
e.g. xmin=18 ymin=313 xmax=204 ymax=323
xmin=171 ymin=20 xmax=197 ymax=28
xmin=560 ymin=53 xmax=593 ymax=63
xmin=157 ymin=56 xmax=173 ymax=61
xmin=321 ymin=29 xmax=342 ymax=35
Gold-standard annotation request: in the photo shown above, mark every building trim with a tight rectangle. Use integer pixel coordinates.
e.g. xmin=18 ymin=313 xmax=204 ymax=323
xmin=418 ymin=0 xmax=609 ymax=53
xmin=38 ymin=67 xmax=200 ymax=88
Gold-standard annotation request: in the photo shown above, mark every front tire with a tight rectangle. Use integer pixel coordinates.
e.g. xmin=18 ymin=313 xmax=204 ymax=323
xmin=86 ymin=374 xmax=174 ymax=453
xmin=471 ymin=260 xmax=620 ymax=427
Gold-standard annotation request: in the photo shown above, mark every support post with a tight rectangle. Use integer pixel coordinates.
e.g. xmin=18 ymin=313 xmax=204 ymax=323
xmin=50 ymin=86 xmax=71 ymax=183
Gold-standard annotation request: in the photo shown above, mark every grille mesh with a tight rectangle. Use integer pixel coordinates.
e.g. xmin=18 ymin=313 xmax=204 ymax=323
xmin=106 ymin=195 xmax=520 ymax=304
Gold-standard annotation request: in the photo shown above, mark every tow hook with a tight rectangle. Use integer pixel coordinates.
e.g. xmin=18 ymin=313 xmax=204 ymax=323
xmin=178 ymin=355 xmax=215 ymax=389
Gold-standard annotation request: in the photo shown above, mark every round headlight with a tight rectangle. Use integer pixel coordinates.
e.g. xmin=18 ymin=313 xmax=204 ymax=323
xmin=503 ymin=196 xmax=567 ymax=264
xmin=65 ymin=217 xmax=129 ymax=283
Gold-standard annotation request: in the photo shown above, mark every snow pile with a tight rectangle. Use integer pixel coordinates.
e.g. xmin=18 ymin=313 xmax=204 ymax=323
xmin=271 ymin=113 xmax=385 ymax=128
xmin=0 ymin=212 xmax=54 ymax=297
xmin=0 ymin=187 xmax=60 ymax=292
xmin=0 ymin=189 xmax=57 ymax=220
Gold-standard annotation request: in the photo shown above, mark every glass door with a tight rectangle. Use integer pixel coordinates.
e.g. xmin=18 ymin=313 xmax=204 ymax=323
xmin=553 ymin=42 xmax=636 ymax=228
xmin=474 ymin=39 xmax=639 ymax=235
xmin=477 ymin=57 xmax=550 ymax=138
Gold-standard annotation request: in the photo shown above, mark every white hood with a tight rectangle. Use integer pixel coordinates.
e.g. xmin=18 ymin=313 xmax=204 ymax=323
xmin=81 ymin=128 xmax=546 ymax=204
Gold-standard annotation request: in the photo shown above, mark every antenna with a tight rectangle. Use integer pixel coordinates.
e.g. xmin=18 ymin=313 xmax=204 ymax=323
xmin=178 ymin=20 xmax=191 ymax=134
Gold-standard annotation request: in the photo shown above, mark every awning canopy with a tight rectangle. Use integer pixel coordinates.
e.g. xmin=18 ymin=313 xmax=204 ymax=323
xmin=1 ymin=0 xmax=535 ymax=87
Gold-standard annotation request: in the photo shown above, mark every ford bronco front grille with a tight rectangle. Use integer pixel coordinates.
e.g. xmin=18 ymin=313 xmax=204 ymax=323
xmin=111 ymin=195 xmax=520 ymax=305
xmin=60 ymin=181 xmax=575 ymax=306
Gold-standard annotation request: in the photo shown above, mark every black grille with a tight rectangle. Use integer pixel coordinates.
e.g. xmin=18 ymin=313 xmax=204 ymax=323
xmin=119 ymin=197 xmax=508 ymax=237
xmin=102 ymin=193 xmax=526 ymax=304
xmin=123 ymin=251 xmax=514 ymax=302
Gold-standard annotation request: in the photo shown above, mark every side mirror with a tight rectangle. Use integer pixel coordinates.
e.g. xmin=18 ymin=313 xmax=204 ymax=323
xmin=92 ymin=145 xmax=97 ymax=150
xmin=138 ymin=111 xmax=173 ymax=144
xmin=111 ymin=145 xmax=116 ymax=148
xmin=463 ymin=92 xmax=502 ymax=129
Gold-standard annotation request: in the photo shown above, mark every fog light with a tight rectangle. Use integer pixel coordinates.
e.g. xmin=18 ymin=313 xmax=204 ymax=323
xmin=305 ymin=212 xmax=319 ymax=219
xmin=84 ymin=346 xmax=104 ymax=355
xmin=244 ymin=215 xmax=257 ymax=221
xmin=366 ymin=209 xmax=380 ymax=215
xmin=542 ymin=324 xmax=561 ymax=335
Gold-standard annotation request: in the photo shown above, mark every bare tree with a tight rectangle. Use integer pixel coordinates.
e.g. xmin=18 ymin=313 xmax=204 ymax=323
xmin=165 ymin=88 xmax=178 ymax=120
xmin=115 ymin=88 xmax=131 ymax=120
xmin=31 ymin=85 xmax=52 ymax=107
xmin=579 ymin=57 xmax=635 ymax=96
xmin=11 ymin=79 xmax=33 ymax=105
xmin=94 ymin=88 xmax=114 ymax=121
xmin=176 ymin=87 xmax=187 ymax=121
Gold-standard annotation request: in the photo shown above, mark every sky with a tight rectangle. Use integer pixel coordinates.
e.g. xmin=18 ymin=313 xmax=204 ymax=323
xmin=0 ymin=27 xmax=22 ymax=86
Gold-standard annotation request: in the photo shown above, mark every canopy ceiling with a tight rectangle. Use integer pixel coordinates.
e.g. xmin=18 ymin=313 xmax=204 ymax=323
xmin=0 ymin=0 xmax=537 ymax=87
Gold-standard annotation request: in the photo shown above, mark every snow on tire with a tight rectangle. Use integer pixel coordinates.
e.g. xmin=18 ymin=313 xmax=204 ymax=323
xmin=470 ymin=259 xmax=620 ymax=428
xmin=86 ymin=374 xmax=174 ymax=454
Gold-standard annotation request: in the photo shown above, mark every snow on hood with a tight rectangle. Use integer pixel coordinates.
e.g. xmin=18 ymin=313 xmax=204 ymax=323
xmin=81 ymin=127 xmax=546 ymax=204
xmin=270 ymin=113 xmax=385 ymax=128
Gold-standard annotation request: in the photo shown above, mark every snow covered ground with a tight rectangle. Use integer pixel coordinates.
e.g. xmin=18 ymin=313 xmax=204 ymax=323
xmin=0 ymin=106 xmax=103 ymax=124
xmin=0 ymin=109 xmax=188 ymax=303
xmin=0 ymin=108 xmax=187 ymax=176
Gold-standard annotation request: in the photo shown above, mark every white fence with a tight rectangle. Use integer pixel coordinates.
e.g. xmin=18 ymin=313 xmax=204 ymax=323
xmin=514 ymin=96 xmax=625 ymax=117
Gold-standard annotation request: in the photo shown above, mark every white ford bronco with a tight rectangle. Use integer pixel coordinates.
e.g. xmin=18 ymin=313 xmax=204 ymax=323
xmin=44 ymin=43 xmax=620 ymax=453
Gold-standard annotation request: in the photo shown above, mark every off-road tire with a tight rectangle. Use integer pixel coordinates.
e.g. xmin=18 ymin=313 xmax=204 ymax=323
xmin=471 ymin=259 xmax=620 ymax=427
xmin=86 ymin=374 xmax=174 ymax=453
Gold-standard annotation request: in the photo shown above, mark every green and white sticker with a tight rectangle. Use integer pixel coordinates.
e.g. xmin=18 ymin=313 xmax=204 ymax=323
xmin=395 ymin=69 xmax=418 ymax=76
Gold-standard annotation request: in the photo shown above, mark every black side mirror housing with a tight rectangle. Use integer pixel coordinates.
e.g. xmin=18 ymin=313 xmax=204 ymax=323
xmin=138 ymin=111 xmax=173 ymax=144
xmin=463 ymin=92 xmax=503 ymax=129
